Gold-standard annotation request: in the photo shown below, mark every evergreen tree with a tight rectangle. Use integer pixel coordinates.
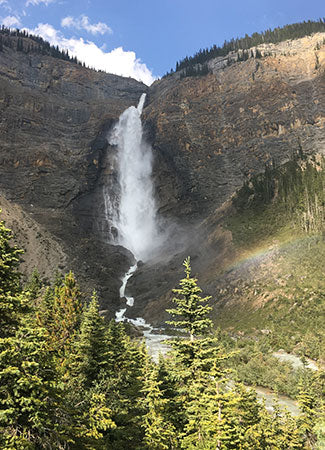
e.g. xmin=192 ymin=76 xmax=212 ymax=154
xmin=58 ymin=293 xmax=116 ymax=447
xmin=38 ymin=271 xmax=82 ymax=358
xmin=0 ymin=215 xmax=22 ymax=296
xmin=69 ymin=292 xmax=109 ymax=389
xmin=0 ymin=318 xmax=62 ymax=449
xmin=0 ymin=215 xmax=25 ymax=339
xmin=25 ymin=268 xmax=42 ymax=301
xmin=142 ymin=360 xmax=177 ymax=450
xmin=175 ymin=19 xmax=325 ymax=73
xmin=0 ymin=219 xmax=64 ymax=448
xmin=167 ymin=257 xmax=212 ymax=341
xmin=103 ymin=321 xmax=147 ymax=449
xmin=298 ymin=383 xmax=318 ymax=447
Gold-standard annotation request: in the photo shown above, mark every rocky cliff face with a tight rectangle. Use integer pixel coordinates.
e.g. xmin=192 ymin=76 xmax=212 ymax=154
xmin=127 ymin=32 xmax=325 ymax=325
xmin=0 ymin=38 xmax=147 ymax=310
xmin=145 ymin=33 xmax=325 ymax=219
xmin=1 ymin=33 xmax=325 ymax=324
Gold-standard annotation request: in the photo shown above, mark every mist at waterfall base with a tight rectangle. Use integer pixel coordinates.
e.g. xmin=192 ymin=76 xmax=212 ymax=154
xmin=107 ymin=93 xmax=164 ymax=262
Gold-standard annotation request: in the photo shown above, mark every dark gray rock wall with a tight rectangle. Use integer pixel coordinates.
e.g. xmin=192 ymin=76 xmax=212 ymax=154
xmin=0 ymin=41 xmax=147 ymax=311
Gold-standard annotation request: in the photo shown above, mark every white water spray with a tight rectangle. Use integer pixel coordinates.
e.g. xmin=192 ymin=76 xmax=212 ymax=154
xmin=108 ymin=93 xmax=160 ymax=261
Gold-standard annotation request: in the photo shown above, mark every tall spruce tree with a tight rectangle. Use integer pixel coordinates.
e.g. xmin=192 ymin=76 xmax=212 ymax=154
xmin=62 ymin=292 xmax=116 ymax=447
xmin=69 ymin=292 xmax=109 ymax=389
xmin=167 ymin=257 xmax=212 ymax=341
xmin=142 ymin=360 xmax=177 ymax=450
xmin=0 ymin=216 xmax=25 ymax=338
xmin=103 ymin=321 xmax=147 ymax=449
xmin=37 ymin=271 xmax=82 ymax=359
xmin=0 ymin=217 xmax=63 ymax=448
xmin=0 ymin=318 xmax=62 ymax=449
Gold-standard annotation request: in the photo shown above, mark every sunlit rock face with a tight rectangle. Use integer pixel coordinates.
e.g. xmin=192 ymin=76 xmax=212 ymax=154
xmin=145 ymin=33 xmax=325 ymax=220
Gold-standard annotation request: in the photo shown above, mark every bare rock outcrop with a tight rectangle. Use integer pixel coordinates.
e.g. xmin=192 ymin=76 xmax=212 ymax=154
xmin=145 ymin=33 xmax=325 ymax=219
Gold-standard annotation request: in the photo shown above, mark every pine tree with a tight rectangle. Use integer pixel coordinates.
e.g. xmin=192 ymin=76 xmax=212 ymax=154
xmin=69 ymin=292 xmax=109 ymax=389
xmin=103 ymin=321 xmax=147 ymax=449
xmin=25 ymin=268 xmax=42 ymax=301
xmin=0 ymin=215 xmax=22 ymax=295
xmin=59 ymin=293 xmax=117 ymax=447
xmin=0 ymin=215 xmax=25 ymax=338
xmin=0 ymin=318 xmax=62 ymax=449
xmin=40 ymin=271 xmax=82 ymax=357
xmin=298 ymin=383 xmax=318 ymax=447
xmin=167 ymin=257 xmax=212 ymax=341
xmin=142 ymin=360 xmax=177 ymax=450
xmin=0 ymin=219 xmax=64 ymax=448
xmin=164 ymin=258 xmax=307 ymax=449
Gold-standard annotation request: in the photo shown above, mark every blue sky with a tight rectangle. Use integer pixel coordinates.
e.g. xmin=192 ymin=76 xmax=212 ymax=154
xmin=0 ymin=0 xmax=324 ymax=84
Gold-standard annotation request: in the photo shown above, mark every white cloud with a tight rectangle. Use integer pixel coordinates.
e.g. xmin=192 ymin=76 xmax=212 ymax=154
xmin=61 ymin=14 xmax=112 ymax=35
xmin=26 ymin=0 xmax=56 ymax=6
xmin=26 ymin=23 xmax=155 ymax=85
xmin=2 ymin=15 xmax=21 ymax=27
xmin=0 ymin=0 xmax=12 ymax=12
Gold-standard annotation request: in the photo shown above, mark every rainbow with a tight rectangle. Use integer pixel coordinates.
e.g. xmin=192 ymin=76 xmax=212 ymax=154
xmin=223 ymin=232 xmax=316 ymax=274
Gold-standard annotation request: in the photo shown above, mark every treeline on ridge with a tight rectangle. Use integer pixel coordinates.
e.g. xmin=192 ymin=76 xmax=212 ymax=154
xmin=0 ymin=25 xmax=87 ymax=68
xmin=164 ymin=18 xmax=325 ymax=78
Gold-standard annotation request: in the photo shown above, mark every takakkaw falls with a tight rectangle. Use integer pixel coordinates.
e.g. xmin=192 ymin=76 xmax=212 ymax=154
xmin=105 ymin=93 xmax=170 ymax=354
xmin=0 ymin=19 xmax=325 ymax=449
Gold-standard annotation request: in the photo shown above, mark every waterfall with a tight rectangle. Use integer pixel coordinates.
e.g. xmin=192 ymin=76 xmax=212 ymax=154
xmin=107 ymin=93 xmax=160 ymax=262
xmin=103 ymin=94 xmax=172 ymax=358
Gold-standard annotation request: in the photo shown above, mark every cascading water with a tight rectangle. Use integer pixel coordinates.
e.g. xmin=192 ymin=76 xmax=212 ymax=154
xmin=108 ymin=93 xmax=160 ymax=262
xmin=104 ymin=94 xmax=170 ymax=359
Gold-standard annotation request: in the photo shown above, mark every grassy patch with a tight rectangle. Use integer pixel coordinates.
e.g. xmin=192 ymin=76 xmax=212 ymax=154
xmin=217 ymin=153 xmax=325 ymax=360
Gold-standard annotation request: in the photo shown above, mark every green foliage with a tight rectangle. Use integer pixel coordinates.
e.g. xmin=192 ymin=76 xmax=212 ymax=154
xmin=0 ymin=215 xmax=322 ymax=449
xmin=164 ymin=262 xmax=307 ymax=449
xmin=142 ymin=360 xmax=177 ymax=450
xmin=180 ymin=384 xmax=262 ymax=450
xmin=314 ymin=419 xmax=325 ymax=450
xmin=228 ymin=153 xmax=325 ymax=248
xmin=0 ymin=315 xmax=63 ymax=449
xmin=68 ymin=292 xmax=109 ymax=389
xmin=0 ymin=215 xmax=22 ymax=296
xmin=213 ymin=331 xmax=320 ymax=401
xmin=25 ymin=269 xmax=42 ymax=301
xmin=0 ymin=215 xmax=27 ymax=341
xmin=102 ymin=321 xmax=147 ymax=449
xmin=298 ymin=383 xmax=319 ymax=446
xmin=167 ymin=257 xmax=212 ymax=340
xmin=220 ymin=153 xmax=325 ymax=364
xmin=37 ymin=271 xmax=82 ymax=359
xmin=179 ymin=63 xmax=211 ymax=79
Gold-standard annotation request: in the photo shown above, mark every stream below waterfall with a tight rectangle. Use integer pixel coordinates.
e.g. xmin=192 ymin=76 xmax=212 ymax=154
xmin=115 ymin=264 xmax=171 ymax=361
